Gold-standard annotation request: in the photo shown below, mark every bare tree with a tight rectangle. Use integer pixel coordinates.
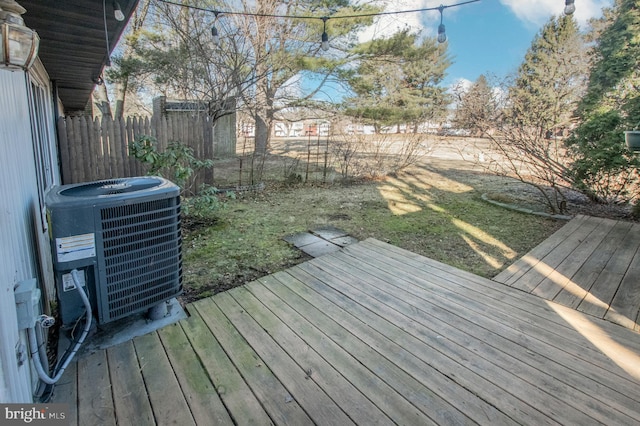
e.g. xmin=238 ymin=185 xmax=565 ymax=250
xmin=230 ymin=0 xmax=377 ymax=153
xmin=455 ymin=15 xmax=589 ymax=214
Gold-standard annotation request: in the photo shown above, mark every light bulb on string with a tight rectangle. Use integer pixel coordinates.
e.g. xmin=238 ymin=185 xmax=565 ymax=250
xmin=437 ymin=5 xmax=447 ymax=43
xmin=211 ymin=11 xmax=220 ymax=46
xmin=564 ymin=0 xmax=576 ymax=15
xmin=211 ymin=26 xmax=219 ymax=45
xmin=321 ymin=17 xmax=330 ymax=51
xmin=153 ymin=0 xmax=484 ymax=49
xmin=113 ymin=2 xmax=125 ymax=21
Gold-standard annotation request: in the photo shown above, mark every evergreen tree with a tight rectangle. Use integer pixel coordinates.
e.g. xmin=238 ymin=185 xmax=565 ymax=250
xmin=568 ymin=0 xmax=640 ymax=203
xmin=453 ymin=74 xmax=496 ymax=136
xmin=343 ymin=30 xmax=451 ymax=131
xmin=508 ymin=14 xmax=588 ymax=135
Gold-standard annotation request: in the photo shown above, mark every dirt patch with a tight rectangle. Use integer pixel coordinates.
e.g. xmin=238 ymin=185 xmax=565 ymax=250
xmin=181 ymin=215 xmax=219 ymax=232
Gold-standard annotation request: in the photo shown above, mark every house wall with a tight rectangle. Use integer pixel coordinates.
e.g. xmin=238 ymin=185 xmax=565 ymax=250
xmin=26 ymin=61 xmax=59 ymax=304
xmin=0 ymin=65 xmax=59 ymax=402
xmin=0 ymin=70 xmax=41 ymax=402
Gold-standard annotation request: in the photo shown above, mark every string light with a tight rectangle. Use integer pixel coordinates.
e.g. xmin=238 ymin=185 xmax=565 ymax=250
xmin=437 ymin=5 xmax=446 ymax=43
xmin=155 ymin=0 xmax=482 ymax=48
xmin=113 ymin=2 xmax=125 ymax=21
xmin=211 ymin=11 xmax=220 ymax=46
xmin=321 ymin=17 xmax=329 ymax=51
xmin=564 ymin=0 xmax=576 ymax=15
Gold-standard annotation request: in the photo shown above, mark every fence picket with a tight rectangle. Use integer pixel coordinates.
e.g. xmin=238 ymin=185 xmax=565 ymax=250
xmin=56 ymin=117 xmax=71 ymax=184
xmin=93 ymin=117 xmax=105 ymax=180
xmin=71 ymin=117 xmax=85 ymax=182
xmin=59 ymin=113 xmax=235 ymax=185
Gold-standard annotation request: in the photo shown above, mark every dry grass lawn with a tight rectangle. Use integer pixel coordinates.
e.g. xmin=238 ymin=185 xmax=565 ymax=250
xmin=181 ymin=136 xmax=568 ymax=301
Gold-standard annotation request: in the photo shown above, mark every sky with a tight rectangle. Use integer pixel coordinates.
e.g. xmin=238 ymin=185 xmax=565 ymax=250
xmin=357 ymin=0 xmax=614 ymax=88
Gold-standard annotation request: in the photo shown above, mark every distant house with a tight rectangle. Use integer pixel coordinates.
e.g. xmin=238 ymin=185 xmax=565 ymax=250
xmin=272 ymin=120 xmax=330 ymax=138
xmin=0 ymin=0 xmax=139 ymax=402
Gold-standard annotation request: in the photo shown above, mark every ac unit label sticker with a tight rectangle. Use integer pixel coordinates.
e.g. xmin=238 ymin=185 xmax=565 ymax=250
xmin=56 ymin=233 xmax=96 ymax=262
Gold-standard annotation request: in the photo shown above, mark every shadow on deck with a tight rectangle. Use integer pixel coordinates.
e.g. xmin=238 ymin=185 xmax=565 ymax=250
xmin=51 ymin=235 xmax=640 ymax=425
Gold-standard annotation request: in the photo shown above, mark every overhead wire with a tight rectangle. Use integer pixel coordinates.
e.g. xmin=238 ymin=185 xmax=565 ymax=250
xmin=154 ymin=0 xmax=481 ymax=47
xmin=154 ymin=0 xmax=481 ymax=22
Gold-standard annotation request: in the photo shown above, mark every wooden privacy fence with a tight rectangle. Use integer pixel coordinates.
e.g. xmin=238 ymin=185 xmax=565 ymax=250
xmin=57 ymin=113 xmax=236 ymax=186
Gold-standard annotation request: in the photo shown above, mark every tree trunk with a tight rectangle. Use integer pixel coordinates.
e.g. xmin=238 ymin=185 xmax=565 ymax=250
xmin=254 ymin=112 xmax=269 ymax=153
xmin=114 ymin=81 xmax=128 ymax=118
xmin=93 ymin=81 xmax=112 ymax=118
xmin=253 ymin=70 xmax=273 ymax=154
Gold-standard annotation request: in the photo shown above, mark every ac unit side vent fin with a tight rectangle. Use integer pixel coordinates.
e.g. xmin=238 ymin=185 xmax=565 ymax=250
xmin=103 ymin=224 xmax=180 ymax=249
xmin=106 ymin=261 xmax=182 ymax=290
xmin=108 ymin=281 xmax=181 ymax=302
xmin=101 ymin=207 xmax=180 ymax=230
xmin=105 ymin=242 xmax=182 ymax=269
xmin=103 ymin=234 xmax=180 ymax=258
xmin=102 ymin=216 xmax=179 ymax=238
xmin=100 ymin=198 xmax=179 ymax=222
xmin=108 ymin=288 xmax=181 ymax=320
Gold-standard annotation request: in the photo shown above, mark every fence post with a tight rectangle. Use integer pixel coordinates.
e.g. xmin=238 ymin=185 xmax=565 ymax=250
xmin=70 ymin=116 xmax=85 ymax=183
xmin=93 ymin=117 xmax=105 ymax=180
xmin=57 ymin=117 xmax=71 ymax=184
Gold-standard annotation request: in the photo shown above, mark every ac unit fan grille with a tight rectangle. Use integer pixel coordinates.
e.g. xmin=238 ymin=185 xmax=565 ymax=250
xmin=99 ymin=198 xmax=182 ymax=322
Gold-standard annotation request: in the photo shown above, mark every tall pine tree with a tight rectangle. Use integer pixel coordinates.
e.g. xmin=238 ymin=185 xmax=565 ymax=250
xmin=509 ymin=14 xmax=588 ymax=135
xmin=344 ymin=30 xmax=451 ymax=132
xmin=454 ymin=15 xmax=588 ymax=214
xmin=568 ymin=0 xmax=640 ymax=203
xmin=453 ymin=74 xmax=496 ymax=136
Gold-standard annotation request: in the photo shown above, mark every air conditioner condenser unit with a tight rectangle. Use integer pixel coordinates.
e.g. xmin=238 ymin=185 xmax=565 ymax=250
xmin=46 ymin=177 xmax=182 ymax=328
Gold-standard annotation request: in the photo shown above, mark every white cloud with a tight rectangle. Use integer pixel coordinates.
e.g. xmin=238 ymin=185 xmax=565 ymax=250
xmin=499 ymin=0 xmax=613 ymax=27
xmin=356 ymin=0 xmax=613 ymax=43
xmin=450 ymin=77 xmax=472 ymax=92
xmin=357 ymin=0 xmax=439 ymax=42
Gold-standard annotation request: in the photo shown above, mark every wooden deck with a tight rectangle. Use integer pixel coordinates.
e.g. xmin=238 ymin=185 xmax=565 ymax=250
xmin=494 ymin=214 xmax=640 ymax=332
xmin=51 ymin=237 xmax=640 ymax=425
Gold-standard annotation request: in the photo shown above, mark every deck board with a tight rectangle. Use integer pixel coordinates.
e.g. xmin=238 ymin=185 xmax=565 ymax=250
xmin=192 ymin=297 xmax=314 ymax=425
xmin=133 ymin=332 xmax=195 ymax=426
xmin=493 ymin=215 xmax=640 ymax=331
xmin=49 ymin=357 xmax=77 ymax=426
xmin=76 ymin=349 xmax=115 ymax=426
xmin=55 ymin=234 xmax=640 ymax=425
xmin=228 ymin=284 xmax=395 ymax=425
xmin=250 ymin=275 xmax=425 ymax=425
xmin=214 ymin=290 xmax=356 ymax=426
xmin=494 ymin=214 xmax=590 ymax=285
xmin=506 ymin=216 xmax=605 ymax=293
xmin=578 ymin=222 xmax=640 ymax=318
xmin=363 ymin=239 xmax=640 ymax=355
xmin=530 ymin=217 xmax=615 ymax=300
xmin=337 ymin=241 xmax=640 ymax=423
xmin=180 ymin=309 xmax=273 ymax=425
xmin=606 ymin=244 xmax=640 ymax=330
xmin=273 ymin=267 xmax=495 ymax=425
xmin=106 ymin=341 xmax=154 ymax=426
xmin=157 ymin=323 xmax=233 ymax=425
xmin=288 ymin=262 xmax=552 ymax=425
xmin=554 ymin=220 xmax=633 ymax=309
